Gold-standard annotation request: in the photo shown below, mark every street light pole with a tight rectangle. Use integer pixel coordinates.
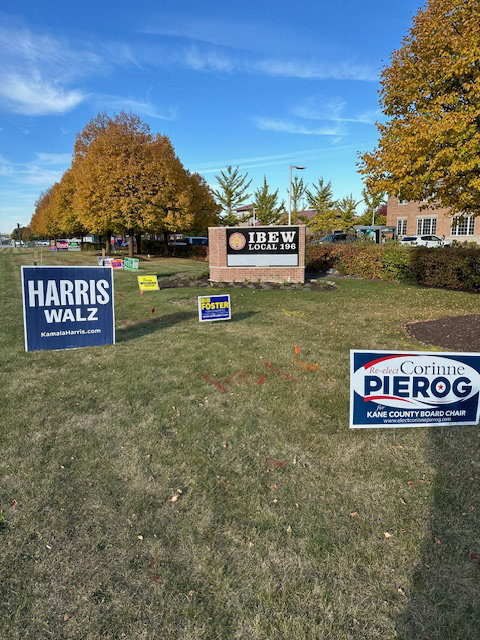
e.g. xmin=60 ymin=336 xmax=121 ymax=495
xmin=288 ymin=165 xmax=307 ymax=226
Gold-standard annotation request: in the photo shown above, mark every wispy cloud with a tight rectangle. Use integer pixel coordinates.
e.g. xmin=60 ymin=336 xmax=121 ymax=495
xmin=254 ymin=116 xmax=344 ymax=137
xmin=254 ymin=59 xmax=377 ymax=82
xmin=0 ymin=151 xmax=71 ymax=186
xmin=191 ymin=143 xmax=362 ymax=174
xmin=291 ymin=96 xmax=379 ymax=123
xmin=135 ymin=44 xmax=377 ymax=82
xmin=0 ymin=151 xmax=72 ymax=229
xmin=0 ymin=15 xmax=377 ymax=120
xmin=97 ymin=95 xmax=177 ymax=120
xmin=0 ymin=73 xmax=85 ymax=116
xmin=141 ymin=17 xmax=318 ymax=56
xmin=0 ymin=17 xmax=94 ymax=115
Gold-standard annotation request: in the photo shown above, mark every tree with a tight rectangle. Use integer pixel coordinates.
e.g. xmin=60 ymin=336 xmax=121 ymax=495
xmin=11 ymin=225 xmax=32 ymax=242
xmin=337 ymin=195 xmax=359 ymax=231
xmin=213 ymin=165 xmax=252 ymax=226
xmin=355 ymin=187 xmax=387 ymax=225
xmin=290 ymin=176 xmax=307 ymax=223
xmin=30 ymin=188 xmax=62 ymax=238
xmin=73 ymin=112 xmax=218 ymax=256
xmin=50 ymin=169 xmax=85 ymax=239
xmin=252 ymin=177 xmax=285 ymax=225
xmin=305 ymin=178 xmax=338 ymax=233
xmin=360 ymin=0 xmax=480 ymax=216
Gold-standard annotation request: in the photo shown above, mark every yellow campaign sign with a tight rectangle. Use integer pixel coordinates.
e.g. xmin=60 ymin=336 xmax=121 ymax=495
xmin=137 ymin=275 xmax=159 ymax=291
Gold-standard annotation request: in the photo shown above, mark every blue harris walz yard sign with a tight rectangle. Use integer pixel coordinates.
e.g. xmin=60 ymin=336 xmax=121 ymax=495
xmin=350 ymin=350 xmax=480 ymax=428
xmin=21 ymin=266 xmax=115 ymax=351
xmin=198 ymin=294 xmax=231 ymax=322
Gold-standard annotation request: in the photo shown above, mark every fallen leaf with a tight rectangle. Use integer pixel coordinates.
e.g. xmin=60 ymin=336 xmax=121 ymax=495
xmin=384 ymin=531 xmax=393 ymax=539
xmin=468 ymin=552 xmax=480 ymax=566
xmin=397 ymin=588 xmax=406 ymax=596
xmin=434 ymin=536 xmax=441 ymax=545
xmin=171 ymin=489 xmax=183 ymax=503
xmin=350 ymin=511 xmax=358 ymax=518
xmin=407 ymin=480 xmax=413 ymax=485
xmin=400 ymin=498 xmax=407 ymax=505
xmin=286 ymin=525 xmax=293 ymax=535
xmin=10 ymin=499 xmax=18 ymax=508
xmin=63 ymin=613 xmax=70 ymax=622
xmin=266 ymin=458 xmax=286 ymax=468
xmin=151 ymin=308 xmax=155 ymax=313
xmin=187 ymin=590 xmax=196 ymax=598
xmin=294 ymin=344 xmax=300 ymax=356
xmin=137 ymin=535 xmax=144 ymax=541
xmin=152 ymin=575 xmax=160 ymax=582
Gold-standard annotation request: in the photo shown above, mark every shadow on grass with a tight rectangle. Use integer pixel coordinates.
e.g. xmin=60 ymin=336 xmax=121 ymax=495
xmin=116 ymin=311 xmax=196 ymax=342
xmin=228 ymin=311 xmax=259 ymax=323
xmin=396 ymin=427 xmax=480 ymax=639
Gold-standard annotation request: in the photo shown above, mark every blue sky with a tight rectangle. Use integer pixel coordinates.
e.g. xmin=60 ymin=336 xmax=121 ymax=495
xmin=0 ymin=0 xmax=423 ymax=233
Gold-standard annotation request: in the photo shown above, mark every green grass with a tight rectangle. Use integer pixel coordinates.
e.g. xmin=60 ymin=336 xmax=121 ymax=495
xmin=1 ymin=249 xmax=479 ymax=639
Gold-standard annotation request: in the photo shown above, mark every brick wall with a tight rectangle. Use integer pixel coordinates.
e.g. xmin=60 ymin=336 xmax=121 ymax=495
xmin=387 ymin=196 xmax=480 ymax=243
xmin=208 ymin=225 xmax=306 ymax=283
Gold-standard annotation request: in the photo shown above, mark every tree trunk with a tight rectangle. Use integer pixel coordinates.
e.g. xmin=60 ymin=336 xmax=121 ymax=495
xmin=135 ymin=233 xmax=142 ymax=255
xmin=163 ymin=231 xmax=169 ymax=256
xmin=128 ymin=229 xmax=134 ymax=257
xmin=105 ymin=231 xmax=111 ymax=255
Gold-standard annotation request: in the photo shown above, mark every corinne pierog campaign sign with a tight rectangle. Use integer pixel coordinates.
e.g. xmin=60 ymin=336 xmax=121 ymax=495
xmin=350 ymin=350 xmax=480 ymax=428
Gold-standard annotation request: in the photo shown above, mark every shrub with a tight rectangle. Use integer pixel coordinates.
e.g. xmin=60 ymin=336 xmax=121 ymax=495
xmin=306 ymin=242 xmax=480 ymax=292
xmin=139 ymin=240 xmax=208 ymax=261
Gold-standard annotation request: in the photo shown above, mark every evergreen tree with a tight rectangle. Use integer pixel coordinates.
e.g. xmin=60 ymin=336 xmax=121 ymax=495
xmin=290 ymin=176 xmax=307 ymax=223
xmin=337 ymin=195 xmax=359 ymax=231
xmin=253 ymin=177 xmax=285 ymax=225
xmin=305 ymin=178 xmax=338 ymax=233
xmin=213 ymin=165 xmax=252 ymax=225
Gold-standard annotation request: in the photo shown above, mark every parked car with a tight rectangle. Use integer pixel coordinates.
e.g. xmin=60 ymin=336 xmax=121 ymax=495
xmin=400 ymin=235 xmax=451 ymax=247
xmin=168 ymin=236 xmax=208 ymax=246
xmin=314 ymin=232 xmax=355 ymax=244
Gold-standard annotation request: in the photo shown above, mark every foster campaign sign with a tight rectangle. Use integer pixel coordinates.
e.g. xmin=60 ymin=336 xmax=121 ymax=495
xmin=198 ymin=294 xmax=231 ymax=322
xmin=21 ymin=266 xmax=115 ymax=352
xmin=350 ymin=350 xmax=480 ymax=428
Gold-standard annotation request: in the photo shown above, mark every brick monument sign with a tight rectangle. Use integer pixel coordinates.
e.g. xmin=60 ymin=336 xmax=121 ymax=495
xmin=208 ymin=225 xmax=306 ymax=283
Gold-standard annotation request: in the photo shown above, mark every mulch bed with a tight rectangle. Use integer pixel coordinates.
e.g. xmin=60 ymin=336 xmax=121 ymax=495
xmin=156 ymin=274 xmax=338 ymax=292
xmin=406 ymin=315 xmax=480 ymax=351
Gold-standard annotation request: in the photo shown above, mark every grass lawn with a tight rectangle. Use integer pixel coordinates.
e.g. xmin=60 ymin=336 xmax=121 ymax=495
xmin=1 ymin=249 xmax=479 ymax=639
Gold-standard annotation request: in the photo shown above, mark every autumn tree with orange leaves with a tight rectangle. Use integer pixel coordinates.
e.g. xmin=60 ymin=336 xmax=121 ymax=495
xmin=72 ymin=112 xmax=219 ymax=255
xmin=360 ymin=0 xmax=480 ymax=216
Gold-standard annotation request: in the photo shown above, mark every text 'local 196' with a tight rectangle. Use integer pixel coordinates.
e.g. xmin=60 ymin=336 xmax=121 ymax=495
xmin=21 ymin=266 xmax=115 ymax=352
xmin=350 ymin=350 xmax=480 ymax=428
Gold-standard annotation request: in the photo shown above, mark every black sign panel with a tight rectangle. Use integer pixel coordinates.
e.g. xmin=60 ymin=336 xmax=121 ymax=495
xmin=226 ymin=226 xmax=299 ymax=267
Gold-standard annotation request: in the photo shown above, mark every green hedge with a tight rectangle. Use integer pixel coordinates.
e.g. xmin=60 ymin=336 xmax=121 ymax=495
xmin=306 ymin=243 xmax=480 ymax=291
xmin=140 ymin=239 xmax=208 ymax=261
